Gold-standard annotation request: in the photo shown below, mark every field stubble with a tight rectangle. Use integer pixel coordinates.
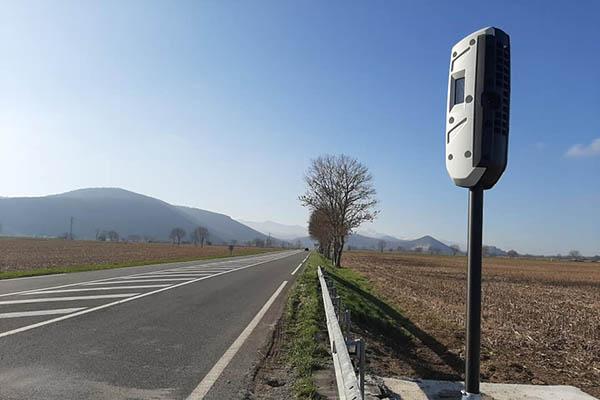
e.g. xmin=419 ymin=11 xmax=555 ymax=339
xmin=0 ymin=237 xmax=277 ymax=276
xmin=343 ymin=251 xmax=600 ymax=397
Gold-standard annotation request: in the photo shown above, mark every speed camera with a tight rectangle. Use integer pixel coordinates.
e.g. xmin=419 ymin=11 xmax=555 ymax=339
xmin=445 ymin=27 xmax=510 ymax=189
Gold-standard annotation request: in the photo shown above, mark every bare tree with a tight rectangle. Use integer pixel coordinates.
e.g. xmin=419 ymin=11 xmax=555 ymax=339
xmin=299 ymin=154 xmax=379 ymax=267
xmin=414 ymin=246 xmax=423 ymax=253
xmin=507 ymin=249 xmax=519 ymax=258
xmin=169 ymin=227 xmax=186 ymax=245
xmin=253 ymin=237 xmax=265 ymax=248
xmin=107 ymin=230 xmax=119 ymax=242
xmin=377 ymin=239 xmax=386 ymax=253
xmin=308 ymin=208 xmax=334 ymax=257
xmin=450 ymin=244 xmax=461 ymax=256
xmin=191 ymin=226 xmax=209 ymax=247
xmin=568 ymin=250 xmax=582 ymax=260
xmin=228 ymin=242 xmax=235 ymax=255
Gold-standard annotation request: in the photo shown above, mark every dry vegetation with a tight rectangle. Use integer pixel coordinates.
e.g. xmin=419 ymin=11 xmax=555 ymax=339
xmin=0 ymin=237 xmax=278 ymax=277
xmin=343 ymin=251 xmax=600 ymax=397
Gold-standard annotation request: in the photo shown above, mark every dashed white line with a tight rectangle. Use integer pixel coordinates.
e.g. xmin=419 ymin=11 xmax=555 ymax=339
xmin=0 ymin=293 xmax=138 ymax=305
xmin=186 ymin=280 xmax=288 ymax=400
xmin=0 ymin=308 xmax=86 ymax=319
xmin=291 ymin=264 xmax=303 ymax=276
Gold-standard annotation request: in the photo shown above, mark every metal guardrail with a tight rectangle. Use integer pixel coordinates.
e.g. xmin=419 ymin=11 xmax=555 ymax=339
xmin=318 ymin=266 xmax=365 ymax=400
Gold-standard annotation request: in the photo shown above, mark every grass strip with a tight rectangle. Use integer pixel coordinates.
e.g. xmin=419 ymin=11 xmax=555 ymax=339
xmin=284 ymin=252 xmax=329 ymax=398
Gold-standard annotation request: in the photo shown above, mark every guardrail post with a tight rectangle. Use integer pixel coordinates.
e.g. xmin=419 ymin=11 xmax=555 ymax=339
xmin=344 ymin=309 xmax=351 ymax=342
xmin=357 ymin=338 xmax=365 ymax=399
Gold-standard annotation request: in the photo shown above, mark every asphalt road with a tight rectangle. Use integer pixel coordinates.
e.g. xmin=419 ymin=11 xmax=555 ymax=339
xmin=0 ymin=250 xmax=309 ymax=400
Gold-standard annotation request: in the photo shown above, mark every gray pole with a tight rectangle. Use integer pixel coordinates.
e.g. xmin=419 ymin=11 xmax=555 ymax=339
xmin=69 ymin=216 xmax=74 ymax=240
xmin=464 ymin=186 xmax=483 ymax=395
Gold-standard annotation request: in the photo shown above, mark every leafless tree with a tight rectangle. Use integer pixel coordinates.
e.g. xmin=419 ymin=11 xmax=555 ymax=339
xmin=507 ymin=249 xmax=519 ymax=258
xmin=253 ymin=237 xmax=265 ymax=248
xmin=299 ymin=154 xmax=378 ymax=267
xmin=308 ymin=208 xmax=334 ymax=257
xmin=228 ymin=242 xmax=235 ymax=255
xmin=169 ymin=227 xmax=186 ymax=245
xmin=568 ymin=250 xmax=582 ymax=260
xmin=107 ymin=230 xmax=119 ymax=242
xmin=377 ymin=239 xmax=386 ymax=253
xmin=191 ymin=226 xmax=209 ymax=247
xmin=414 ymin=246 xmax=423 ymax=253
xmin=450 ymin=244 xmax=461 ymax=256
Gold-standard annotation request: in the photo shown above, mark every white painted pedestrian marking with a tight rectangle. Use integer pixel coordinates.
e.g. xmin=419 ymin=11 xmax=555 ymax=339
xmin=21 ymin=285 xmax=170 ymax=295
xmin=0 ymin=294 xmax=138 ymax=305
xmin=0 ymin=308 xmax=87 ymax=319
xmin=0 ymin=252 xmax=296 ymax=339
xmin=187 ymin=281 xmax=288 ymax=400
xmin=83 ymin=278 xmax=192 ymax=285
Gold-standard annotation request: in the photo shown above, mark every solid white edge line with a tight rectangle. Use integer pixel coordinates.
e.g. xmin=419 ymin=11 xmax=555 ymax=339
xmin=0 ymin=253 xmax=297 ymax=338
xmin=186 ymin=280 xmax=288 ymax=400
xmin=0 ymin=307 xmax=87 ymax=319
xmin=0 ymin=251 xmax=297 ymax=298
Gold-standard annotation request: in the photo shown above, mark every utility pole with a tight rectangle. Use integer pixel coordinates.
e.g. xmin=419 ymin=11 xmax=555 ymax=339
xmin=69 ymin=216 xmax=74 ymax=240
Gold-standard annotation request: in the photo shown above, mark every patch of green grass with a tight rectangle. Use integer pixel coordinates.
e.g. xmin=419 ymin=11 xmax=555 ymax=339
xmin=284 ymin=253 xmax=329 ymax=399
xmin=0 ymin=249 xmax=275 ymax=280
xmin=321 ymin=257 xmax=413 ymax=344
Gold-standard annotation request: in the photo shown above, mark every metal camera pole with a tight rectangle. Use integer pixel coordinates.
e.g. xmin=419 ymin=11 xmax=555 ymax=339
xmin=465 ymin=186 xmax=483 ymax=397
xmin=445 ymin=27 xmax=510 ymax=399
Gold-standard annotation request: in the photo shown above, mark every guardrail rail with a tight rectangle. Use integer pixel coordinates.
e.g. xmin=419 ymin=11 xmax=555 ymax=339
xmin=318 ymin=266 xmax=365 ymax=400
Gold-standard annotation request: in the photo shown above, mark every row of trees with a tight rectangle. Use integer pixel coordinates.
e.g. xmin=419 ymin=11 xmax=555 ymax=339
xmin=169 ymin=226 xmax=210 ymax=246
xmin=301 ymin=154 xmax=379 ymax=267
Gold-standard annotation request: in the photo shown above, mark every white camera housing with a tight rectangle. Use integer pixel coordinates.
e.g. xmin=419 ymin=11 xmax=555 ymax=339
xmin=446 ymin=27 xmax=510 ymax=189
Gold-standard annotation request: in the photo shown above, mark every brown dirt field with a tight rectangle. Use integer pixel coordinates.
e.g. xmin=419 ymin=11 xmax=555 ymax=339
xmin=343 ymin=251 xmax=600 ymax=397
xmin=0 ymin=237 xmax=278 ymax=273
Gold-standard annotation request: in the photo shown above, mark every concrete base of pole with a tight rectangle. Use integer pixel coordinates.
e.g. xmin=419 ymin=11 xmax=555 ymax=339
xmin=381 ymin=377 xmax=598 ymax=400
xmin=461 ymin=390 xmax=481 ymax=400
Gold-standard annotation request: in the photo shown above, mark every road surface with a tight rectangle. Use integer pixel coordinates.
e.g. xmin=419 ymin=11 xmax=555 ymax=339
xmin=0 ymin=250 xmax=309 ymax=400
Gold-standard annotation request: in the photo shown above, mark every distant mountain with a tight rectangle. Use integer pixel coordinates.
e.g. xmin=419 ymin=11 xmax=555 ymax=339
xmin=346 ymin=233 xmax=457 ymax=255
xmin=289 ymin=231 xmax=456 ymax=255
xmin=0 ymin=188 xmax=269 ymax=244
xmin=240 ymin=220 xmax=307 ymax=240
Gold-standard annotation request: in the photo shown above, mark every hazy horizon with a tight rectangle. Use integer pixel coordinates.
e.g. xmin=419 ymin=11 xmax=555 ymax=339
xmin=1 ymin=1 xmax=598 ymax=255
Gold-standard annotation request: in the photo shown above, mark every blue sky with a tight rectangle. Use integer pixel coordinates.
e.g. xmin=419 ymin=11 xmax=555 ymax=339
xmin=1 ymin=1 xmax=599 ymax=255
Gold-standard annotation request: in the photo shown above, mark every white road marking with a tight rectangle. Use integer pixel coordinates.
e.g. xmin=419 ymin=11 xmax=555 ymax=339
xmin=135 ymin=274 xmax=211 ymax=278
xmin=0 ymin=308 xmax=86 ymax=319
xmin=0 ymin=251 xmax=294 ymax=298
xmin=186 ymin=280 xmax=288 ymax=400
xmin=83 ymin=278 xmax=193 ymax=285
xmin=291 ymin=263 xmax=303 ymax=276
xmin=291 ymin=255 xmax=309 ymax=276
xmin=0 ymin=253 xmax=296 ymax=338
xmin=21 ymin=285 xmax=170 ymax=295
xmin=0 ymin=294 xmax=138 ymax=305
